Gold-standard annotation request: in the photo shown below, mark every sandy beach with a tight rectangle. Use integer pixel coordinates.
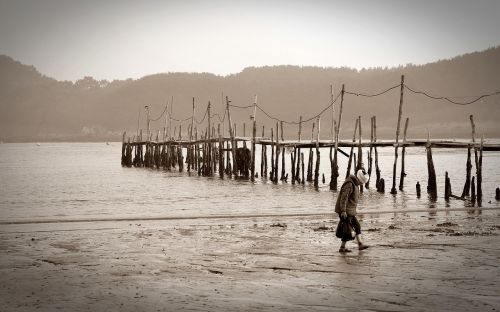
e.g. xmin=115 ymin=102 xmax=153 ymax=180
xmin=1 ymin=209 xmax=500 ymax=312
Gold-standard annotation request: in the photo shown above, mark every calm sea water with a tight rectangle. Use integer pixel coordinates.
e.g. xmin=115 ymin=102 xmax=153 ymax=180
xmin=0 ymin=143 xmax=499 ymax=222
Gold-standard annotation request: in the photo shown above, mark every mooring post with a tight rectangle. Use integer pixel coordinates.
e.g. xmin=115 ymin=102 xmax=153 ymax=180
xmin=445 ymin=171 xmax=451 ymax=201
xmin=391 ymin=75 xmax=405 ymax=194
xmin=121 ymin=131 xmax=126 ymax=166
xmin=471 ymin=176 xmax=476 ymax=205
xmin=274 ymin=122 xmax=280 ymax=184
xmin=260 ymin=125 xmax=265 ymax=178
xmin=291 ymin=147 xmax=296 ymax=185
xmin=477 ymin=136 xmax=483 ymax=205
xmin=356 ymin=116 xmax=363 ymax=193
xmin=426 ymin=129 xmax=437 ymax=199
xmin=374 ymin=116 xmax=381 ymax=188
xmin=461 ymin=143 xmax=472 ymax=198
xmin=366 ymin=117 xmax=374 ymax=188
xmin=270 ymin=128 xmax=275 ymax=181
xmin=331 ymin=84 xmax=344 ymax=190
xmin=280 ymin=121 xmax=286 ymax=181
xmin=301 ymin=152 xmax=305 ymax=184
xmin=416 ymin=182 xmax=421 ymax=198
xmin=218 ymin=124 xmax=224 ymax=179
xmin=251 ymin=120 xmax=256 ymax=182
xmin=307 ymin=122 xmax=315 ymax=182
xmin=314 ymin=118 xmax=321 ymax=188
xmin=495 ymin=187 xmax=500 ymax=200
xmin=399 ymin=117 xmax=409 ymax=191
xmin=346 ymin=118 xmax=358 ymax=179
xmin=226 ymin=97 xmax=238 ymax=178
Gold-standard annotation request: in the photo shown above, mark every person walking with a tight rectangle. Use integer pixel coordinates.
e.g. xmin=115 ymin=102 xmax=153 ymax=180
xmin=335 ymin=169 xmax=370 ymax=253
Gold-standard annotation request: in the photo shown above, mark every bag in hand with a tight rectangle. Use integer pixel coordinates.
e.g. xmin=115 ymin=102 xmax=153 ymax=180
xmin=335 ymin=217 xmax=354 ymax=241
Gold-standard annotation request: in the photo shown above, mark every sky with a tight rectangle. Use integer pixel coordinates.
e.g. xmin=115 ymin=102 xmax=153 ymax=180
xmin=1 ymin=0 xmax=499 ymax=81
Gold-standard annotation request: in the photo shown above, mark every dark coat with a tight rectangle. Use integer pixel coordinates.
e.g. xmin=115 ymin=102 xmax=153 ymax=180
xmin=335 ymin=175 xmax=360 ymax=217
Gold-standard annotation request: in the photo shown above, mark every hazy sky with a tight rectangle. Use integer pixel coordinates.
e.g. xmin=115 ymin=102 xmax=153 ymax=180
xmin=1 ymin=0 xmax=499 ymax=81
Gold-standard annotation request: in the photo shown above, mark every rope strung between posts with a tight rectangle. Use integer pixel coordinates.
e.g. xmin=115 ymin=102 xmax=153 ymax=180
xmin=146 ymin=84 xmax=500 ymax=130
xmin=404 ymin=85 xmax=500 ymax=105
xmin=344 ymin=84 xmax=400 ymax=97
xmin=256 ymin=90 xmax=342 ymax=125
xmin=150 ymin=105 xmax=169 ymax=121
xmin=194 ymin=105 xmax=209 ymax=124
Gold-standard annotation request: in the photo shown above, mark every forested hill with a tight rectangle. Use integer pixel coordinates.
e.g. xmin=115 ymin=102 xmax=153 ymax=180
xmin=1 ymin=46 xmax=499 ymax=142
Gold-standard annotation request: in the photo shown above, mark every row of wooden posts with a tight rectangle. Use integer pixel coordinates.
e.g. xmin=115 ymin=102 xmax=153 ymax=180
xmin=121 ymin=115 xmax=487 ymax=206
xmin=121 ymin=76 xmax=492 ymax=205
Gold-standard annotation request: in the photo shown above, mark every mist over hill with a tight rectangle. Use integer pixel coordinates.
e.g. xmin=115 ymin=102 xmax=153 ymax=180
xmin=1 ymin=47 xmax=499 ymax=142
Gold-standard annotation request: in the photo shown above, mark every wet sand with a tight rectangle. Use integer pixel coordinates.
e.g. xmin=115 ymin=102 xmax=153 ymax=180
xmin=1 ymin=209 xmax=500 ymax=311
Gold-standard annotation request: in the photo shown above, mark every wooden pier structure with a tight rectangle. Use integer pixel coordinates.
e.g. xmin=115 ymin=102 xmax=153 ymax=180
xmin=121 ymin=76 xmax=500 ymax=206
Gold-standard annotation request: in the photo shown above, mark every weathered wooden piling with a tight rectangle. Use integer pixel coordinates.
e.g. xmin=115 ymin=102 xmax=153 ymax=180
xmin=426 ymin=130 xmax=437 ymax=199
xmin=330 ymin=85 xmax=344 ymax=191
xmin=291 ymin=148 xmax=296 ymax=185
xmin=377 ymin=178 xmax=385 ymax=193
xmin=416 ymin=182 xmax=421 ymax=198
xmin=314 ymin=118 xmax=321 ymax=188
xmin=461 ymin=143 xmax=472 ymax=198
xmin=260 ymin=126 xmax=265 ymax=178
xmin=495 ymin=187 xmax=500 ymax=200
xmin=301 ymin=152 xmax=305 ymax=185
xmin=346 ymin=118 xmax=358 ymax=179
xmin=391 ymin=75 xmax=405 ymax=195
xmin=280 ymin=121 xmax=286 ymax=181
xmin=270 ymin=128 xmax=275 ymax=181
xmin=218 ymin=124 xmax=224 ymax=179
xmin=274 ymin=122 xmax=280 ymax=184
xmin=121 ymin=132 xmax=126 ymax=166
xmin=307 ymin=123 xmax=315 ymax=182
xmin=477 ymin=136 xmax=483 ymax=205
xmin=251 ymin=120 xmax=256 ymax=182
xmin=366 ymin=117 xmax=374 ymax=189
xmin=356 ymin=116 xmax=363 ymax=193
xmin=471 ymin=176 xmax=476 ymax=204
xmin=445 ymin=171 xmax=451 ymax=201
xmin=399 ymin=117 xmax=409 ymax=191
xmin=226 ymin=97 xmax=238 ymax=178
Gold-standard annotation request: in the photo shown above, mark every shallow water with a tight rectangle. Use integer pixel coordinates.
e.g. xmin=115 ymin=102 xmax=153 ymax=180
xmin=0 ymin=142 xmax=499 ymax=222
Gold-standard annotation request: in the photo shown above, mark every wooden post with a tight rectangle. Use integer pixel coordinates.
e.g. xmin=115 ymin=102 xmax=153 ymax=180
xmin=330 ymin=84 xmax=344 ymax=190
xmin=121 ymin=131 xmax=126 ymax=166
xmin=495 ymin=187 xmax=500 ymax=200
xmin=270 ymin=128 xmax=274 ymax=181
xmin=461 ymin=144 xmax=472 ymax=198
xmin=251 ymin=120 xmax=256 ymax=182
xmin=445 ymin=171 xmax=451 ymax=201
xmin=207 ymin=102 xmax=212 ymax=176
xmin=356 ymin=116 xmax=363 ymax=192
xmin=226 ymin=97 xmax=238 ymax=178
xmin=280 ymin=121 xmax=285 ymax=181
xmin=218 ymin=124 xmax=224 ymax=179
xmin=295 ymin=147 xmax=301 ymax=183
xmin=274 ymin=122 xmax=280 ymax=184
xmin=298 ymin=116 xmax=302 ymax=142
xmin=291 ymin=147 xmax=296 ymax=185
xmin=346 ymin=118 xmax=358 ymax=178
xmin=391 ymin=75 xmax=405 ymax=194
xmin=416 ymin=182 xmax=421 ymax=198
xmin=301 ymin=152 xmax=305 ymax=185
xmin=260 ymin=125 xmax=265 ymax=178
xmin=373 ymin=116 xmax=381 ymax=188
xmin=471 ymin=176 xmax=476 ymax=205
xmin=314 ymin=118 xmax=321 ymax=188
xmin=366 ymin=117 xmax=374 ymax=188
xmin=398 ymin=117 xmax=409 ymax=191
xmin=477 ymin=136 xmax=483 ymax=205
xmin=307 ymin=122 xmax=315 ymax=182
xmin=426 ymin=129 xmax=437 ymax=199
